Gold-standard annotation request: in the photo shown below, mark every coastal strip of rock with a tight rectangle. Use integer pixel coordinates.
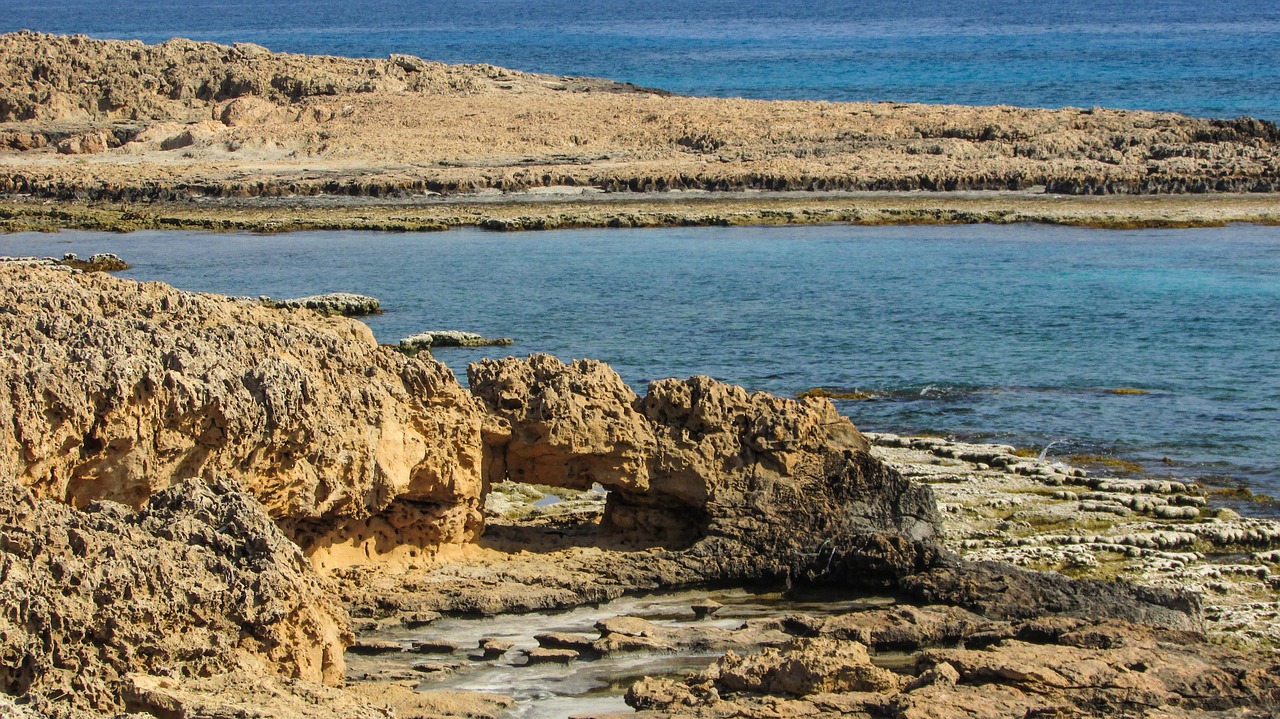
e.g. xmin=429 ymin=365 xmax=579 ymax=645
xmin=400 ymin=330 xmax=514 ymax=353
xmin=273 ymin=292 xmax=381 ymax=316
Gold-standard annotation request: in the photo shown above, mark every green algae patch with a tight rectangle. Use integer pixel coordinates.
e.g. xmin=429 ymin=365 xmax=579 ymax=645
xmin=797 ymin=387 xmax=875 ymax=401
xmin=1066 ymin=454 xmax=1146 ymax=474
xmin=1106 ymin=387 xmax=1151 ymax=395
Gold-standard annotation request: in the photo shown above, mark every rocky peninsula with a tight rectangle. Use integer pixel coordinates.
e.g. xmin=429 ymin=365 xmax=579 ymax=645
xmin=2 ymin=264 xmax=1280 ymax=718
xmin=3 ymin=32 xmax=1280 ymax=233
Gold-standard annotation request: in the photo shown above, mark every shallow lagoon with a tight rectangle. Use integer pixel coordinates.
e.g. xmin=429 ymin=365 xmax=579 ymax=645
xmin=3 ymin=223 xmax=1277 ymax=493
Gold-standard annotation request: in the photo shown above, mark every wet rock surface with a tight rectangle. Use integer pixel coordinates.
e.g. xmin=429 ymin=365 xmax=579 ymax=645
xmin=624 ymin=616 xmax=1280 ymax=718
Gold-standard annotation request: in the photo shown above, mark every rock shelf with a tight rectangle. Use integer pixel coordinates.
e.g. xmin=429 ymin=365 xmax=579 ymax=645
xmin=274 ymin=291 xmax=382 ymax=316
xmin=867 ymin=431 xmax=1280 ymax=649
xmin=400 ymin=330 xmax=514 ymax=352
xmin=3 ymin=32 xmax=1280 ymax=236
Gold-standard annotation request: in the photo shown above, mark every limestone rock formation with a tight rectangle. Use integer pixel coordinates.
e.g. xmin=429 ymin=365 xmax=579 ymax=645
xmin=0 ymin=476 xmax=352 ymax=716
xmin=272 ymin=291 xmax=382 ymax=316
xmin=627 ymin=612 xmax=1280 ymax=718
xmin=400 ymin=330 xmax=515 ymax=352
xmin=469 ymin=354 xmax=942 ymax=582
xmin=0 ymin=31 xmax=657 ymax=125
xmin=2 ymin=33 xmax=1278 ymax=205
xmin=0 ymin=266 xmax=490 ymax=569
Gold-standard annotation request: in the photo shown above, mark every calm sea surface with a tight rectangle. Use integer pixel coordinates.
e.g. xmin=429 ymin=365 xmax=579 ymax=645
xmin=2 ymin=225 xmax=1277 ymax=498
xmin=1 ymin=0 xmax=1278 ymax=120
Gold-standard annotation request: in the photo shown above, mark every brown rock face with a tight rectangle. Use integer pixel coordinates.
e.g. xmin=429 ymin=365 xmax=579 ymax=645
xmin=469 ymin=354 xmax=942 ymax=583
xmin=0 ymin=31 xmax=651 ymax=124
xmin=0 ymin=267 xmax=488 ymax=569
xmin=3 ymin=33 xmax=1279 ymax=205
xmin=0 ymin=476 xmax=350 ymax=715
xmin=467 ymin=354 xmax=656 ymax=494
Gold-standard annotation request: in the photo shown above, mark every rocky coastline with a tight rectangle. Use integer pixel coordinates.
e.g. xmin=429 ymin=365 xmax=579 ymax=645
xmin=3 ymin=32 xmax=1280 ymax=235
xmin=4 ymin=29 xmax=1280 ymax=717
xmin=2 ymin=264 xmax=1279 ymax=718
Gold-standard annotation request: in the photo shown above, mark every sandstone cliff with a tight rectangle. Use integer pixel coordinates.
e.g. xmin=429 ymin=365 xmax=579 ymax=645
xmin=0 ymin=266 xmax=489 ymax=569
xmin=1 ymin=32 xmax=1277 ymax=202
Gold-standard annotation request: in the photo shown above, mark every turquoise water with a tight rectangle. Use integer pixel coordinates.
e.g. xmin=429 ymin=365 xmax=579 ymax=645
xmin=3 ymin=225 xmax=1278 ymax=495
xmin=2 ymin=0 xmax=1279 ymax=120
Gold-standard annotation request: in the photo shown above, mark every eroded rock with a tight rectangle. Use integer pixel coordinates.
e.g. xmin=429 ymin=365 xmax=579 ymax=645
xmin=628 ymin=618 xmax=1280 ymax=718
xmin=273 ymin=291 xmax=381 ymax=316
xmin=0 ymin=477 xmax=351 ymax=716
xmin=0 ymin=267 xmax=488 ymax=569
xmin=400 ymin=330 xmax=514 ymax=352
xmin=470 ymin=355 xmax=943 ymax=584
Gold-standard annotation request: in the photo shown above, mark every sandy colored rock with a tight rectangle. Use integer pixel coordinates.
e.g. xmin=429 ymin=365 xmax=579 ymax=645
xmin=470 ymin=354 xmax=940 ymax=580
xmin=2 ymin=32 xmax=1279 ymax=209
xmin=628 ymin=618 xmax=1280 ymax=718
xmin=0 ymin=266 xmax=489 ymax=569
xmin=0 ymin=476 xmax=351 ymax=716
xmin=715 ymin=638 xmax=905 ymax=696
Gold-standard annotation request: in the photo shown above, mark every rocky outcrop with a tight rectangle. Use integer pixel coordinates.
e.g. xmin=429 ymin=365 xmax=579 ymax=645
xmin=0 ymin=476 xmax=351 ymax=716
xmin=0 ymin=252 xmax=127 ymax=272
xmin=0 ymin=31 xmax=655 ymax=124
xmin=400 ymin=330 xmax=515 ymax=352
xmin=627 ymin=612 xmax=1280 ymax=718
xmin=469 ymin=354 xmax=942 ymax=584
xmin=272 ymin=292 xmax=381 ymax=316
xmin=2 ymin=33 xmax=1278 ymax=207
xmin=0 ymin=266 xmax=489 ymax=569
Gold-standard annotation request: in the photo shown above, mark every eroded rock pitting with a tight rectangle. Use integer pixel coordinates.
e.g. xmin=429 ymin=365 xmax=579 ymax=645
xmin=469 ymin=354 xmax=944 ymax=589
xmin=2 ymin=264 xmax=1277 ymax=718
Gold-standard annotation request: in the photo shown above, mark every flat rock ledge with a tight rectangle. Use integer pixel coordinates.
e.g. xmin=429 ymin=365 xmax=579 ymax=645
xmin=0 ymin=252 xmax=128 ymax=272
xmin=400 ymin=330 xmax=515 ymax=352
xmin=273 ymin=292 xmax=381 ymax=316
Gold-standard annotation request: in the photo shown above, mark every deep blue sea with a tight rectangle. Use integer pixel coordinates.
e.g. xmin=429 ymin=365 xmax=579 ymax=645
xmin=1 ymin=0 xmax=1279 ymax=120
xmin=2 ymin=226 xmax=1277 ymax=500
